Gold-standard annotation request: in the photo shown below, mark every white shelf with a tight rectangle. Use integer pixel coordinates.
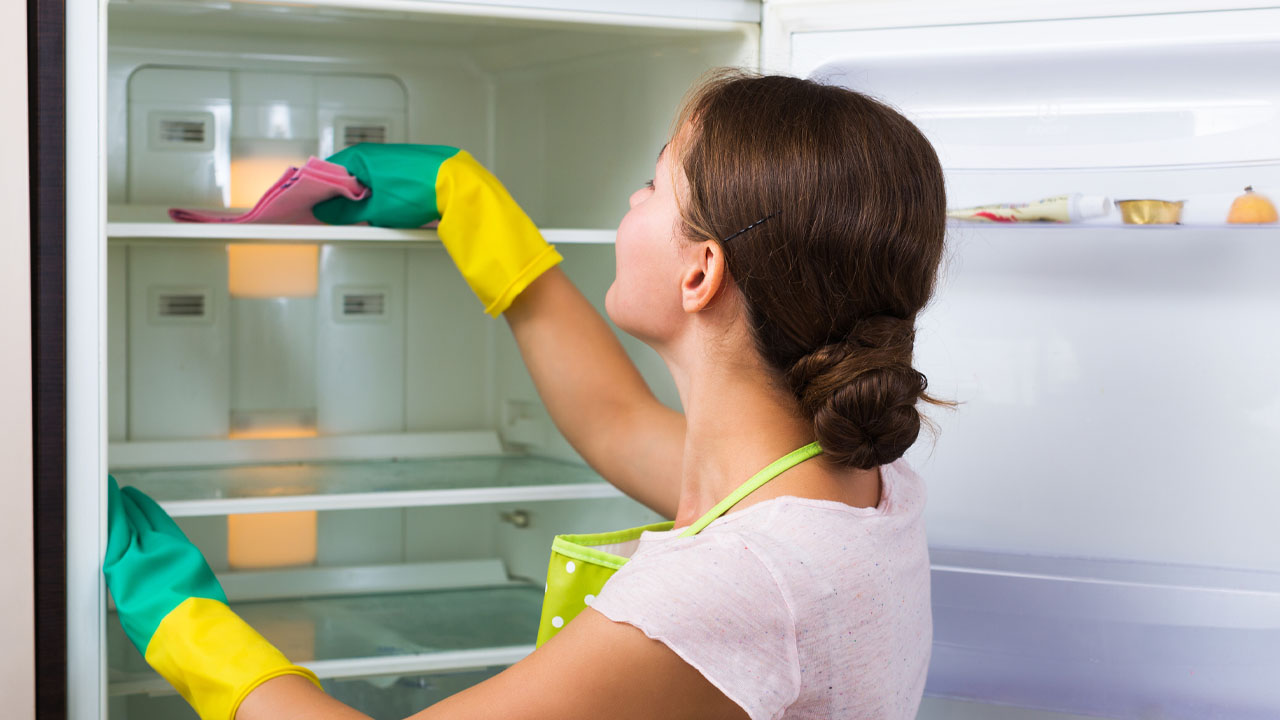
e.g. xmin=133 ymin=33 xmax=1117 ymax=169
xmin=927 ymin=548 xmax=1280 ymax=717
xmin=109 ymin=220 xmax=439 ymax=243
xmin=111 ymin=454 xmax=623 ymax=517
xmin=106 ymin=208 xmax=617 ymax=244
xmin=948 ymin=220 xmax=1280 ymax=233
xmin=107 ymin=222 xmax=614 ymax=245
xmin=108 ymin=581 xmax=543 ymax=697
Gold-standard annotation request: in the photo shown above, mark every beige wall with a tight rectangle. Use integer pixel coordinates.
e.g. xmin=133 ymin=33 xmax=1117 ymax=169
xmin=1 ymin=0 xmax=35 ymax=716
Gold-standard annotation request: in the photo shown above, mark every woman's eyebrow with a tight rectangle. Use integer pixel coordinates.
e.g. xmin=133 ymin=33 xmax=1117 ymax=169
xmin=657 ymin=143 xmax=668 ymax=162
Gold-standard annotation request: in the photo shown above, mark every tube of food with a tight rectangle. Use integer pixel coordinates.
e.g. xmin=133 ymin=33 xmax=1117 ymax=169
xmin=947 ymin=194 xmax=1111 ymax=223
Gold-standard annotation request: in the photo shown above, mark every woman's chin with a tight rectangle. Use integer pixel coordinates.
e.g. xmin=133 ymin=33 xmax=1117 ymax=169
xmin=603 ymin=283 xmax=619 ymax=325
xmin=605 ymin=294 xmax=644 ymax=340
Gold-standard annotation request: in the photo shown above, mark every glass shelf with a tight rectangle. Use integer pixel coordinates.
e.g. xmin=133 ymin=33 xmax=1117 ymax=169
xmin=927 ymin=548 xmax=1280 ymax=718
xmin=112 ymin=667 xmax=506 ymax=720
xmin=111 ymin=455 xmax=621 ymax=517
xmin=325 ymin=668 xmax=506 ymax=718
xmin=108 ymin=584 xmax=543 ymax=697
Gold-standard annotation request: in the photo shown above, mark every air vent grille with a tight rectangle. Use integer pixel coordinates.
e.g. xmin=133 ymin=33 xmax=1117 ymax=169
xmin=158 ymin=119 xmax=207 ymax=145
xmin=342 ymin=292 xmax=385 ymax=317
xmin=157 ymin=293 xmax=207 ymax=318
xmin=343 ymin=124 xmax=388 ymax=147
xmin=148 ymin=112 xmax=215 ymax=151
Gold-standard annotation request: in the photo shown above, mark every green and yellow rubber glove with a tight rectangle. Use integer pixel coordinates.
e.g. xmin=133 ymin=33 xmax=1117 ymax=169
xmin=103 ymin=477 xmax=321 ymax=720
xmin=312 ymin=143 xmax=562 ymax=317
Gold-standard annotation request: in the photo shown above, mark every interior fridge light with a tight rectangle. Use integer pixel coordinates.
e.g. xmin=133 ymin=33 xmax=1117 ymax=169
xmin=230 ymin=150 xmax=313 ymax=210
xmin=228 ymin=511 xmax=319 ymax=570
xmin=228 ymin=244 xmax=320 ymax=298
xmin=228 ymin=426 xmax=320 ymax=440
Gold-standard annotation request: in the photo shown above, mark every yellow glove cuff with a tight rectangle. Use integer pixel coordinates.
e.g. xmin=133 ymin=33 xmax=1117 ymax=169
xmin=435 ymin=149 xmax=563 ymax=316
xmin=145 ymin=597 xmax=322 ymax=720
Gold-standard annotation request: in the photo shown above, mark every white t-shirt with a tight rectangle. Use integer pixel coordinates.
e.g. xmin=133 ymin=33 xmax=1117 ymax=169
xmin=590 ymin=458 xmax=932 ymax=720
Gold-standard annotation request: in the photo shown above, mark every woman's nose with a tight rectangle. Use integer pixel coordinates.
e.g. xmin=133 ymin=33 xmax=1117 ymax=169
xmin=628 ymin=188 xmax=645 ymax=209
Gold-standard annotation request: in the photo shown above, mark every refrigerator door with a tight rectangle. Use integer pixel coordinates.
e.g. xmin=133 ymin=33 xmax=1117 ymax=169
xmin=770 ymin=3 xmax=1280 ymax=718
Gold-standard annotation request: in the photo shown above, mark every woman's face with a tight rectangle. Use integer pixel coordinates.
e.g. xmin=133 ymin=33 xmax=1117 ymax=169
xmin=605 ymin=143 xmax=691 ymax=347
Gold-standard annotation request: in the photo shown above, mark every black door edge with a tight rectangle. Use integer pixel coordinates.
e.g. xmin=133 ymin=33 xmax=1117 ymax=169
xmin=30 ymin=0 xmax=68 ymax=716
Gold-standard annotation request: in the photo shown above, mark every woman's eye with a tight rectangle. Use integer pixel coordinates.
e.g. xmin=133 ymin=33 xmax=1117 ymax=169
xmin=643 ymin=179 xmax=655 ymax=190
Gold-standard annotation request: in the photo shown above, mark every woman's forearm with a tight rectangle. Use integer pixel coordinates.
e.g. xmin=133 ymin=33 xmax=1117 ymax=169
xmin=504 ymin=267 xmax=684 ymax=516
xmin=236 ymin=675 xmax=370 ymax=720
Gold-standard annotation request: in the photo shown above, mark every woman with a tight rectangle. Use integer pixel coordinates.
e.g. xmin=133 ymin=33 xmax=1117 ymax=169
xmin=105 ymin=71 xmax=947 ymax=720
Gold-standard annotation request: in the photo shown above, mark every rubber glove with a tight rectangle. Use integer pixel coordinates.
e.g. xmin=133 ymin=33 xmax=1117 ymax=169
xmin=312 ymin=143 xmax=562 ymax=316
xmin=103 ymin=477 xmax=321 ymax=720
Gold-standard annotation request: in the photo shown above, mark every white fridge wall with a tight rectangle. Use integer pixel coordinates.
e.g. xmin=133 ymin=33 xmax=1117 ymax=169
xmin=796 ymin=11 xmax=1280 ymax=171
xmin=127 ymin=245 xmax=231 ymax=440
xmin=126 ymin=68 xmax=231 ymax=207
xmin=230 ymin=296 xmax=318 ymax=429
xmin=910 ymin=227 xmax=1280 ymax=573
xmin=107 ymin=246 xmax=128 ymax=441
xmin=493 ymin=32 xmax=756 ymax=228
xmin=405 ymin=247 xmax=495 ymax=431
xmin=316 ymin=246 xmax=408 ymax=434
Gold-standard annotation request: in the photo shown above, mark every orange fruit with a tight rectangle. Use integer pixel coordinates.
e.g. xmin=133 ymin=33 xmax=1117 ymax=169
xmin=1227 ymin=186 xmax=1278 ymax=224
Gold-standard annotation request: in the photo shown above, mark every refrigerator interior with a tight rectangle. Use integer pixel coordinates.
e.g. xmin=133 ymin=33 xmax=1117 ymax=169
xmin=104 ymin=2 xmax=754 ymax=717
xmin=93 ymin=1 xmax=1280 ymax=718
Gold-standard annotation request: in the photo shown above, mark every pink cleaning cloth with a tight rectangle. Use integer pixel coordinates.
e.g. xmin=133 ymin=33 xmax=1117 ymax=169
xmin=169 ymin=157 xmax=368 ymax=225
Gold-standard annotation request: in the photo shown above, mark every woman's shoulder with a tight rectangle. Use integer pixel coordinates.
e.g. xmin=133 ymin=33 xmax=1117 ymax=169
xmin=616 ymin=457 xmax=927 ymax=588
xmin=719 ymin=457 xmax=926 ymax=530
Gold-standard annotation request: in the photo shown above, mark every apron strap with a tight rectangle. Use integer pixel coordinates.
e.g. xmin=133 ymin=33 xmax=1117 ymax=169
xmin=678 ymin=441 xmax=823 ymax=538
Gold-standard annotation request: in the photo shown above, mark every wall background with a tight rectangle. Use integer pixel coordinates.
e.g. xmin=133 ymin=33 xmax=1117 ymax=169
xmin=2 ymin=0 xmax=36 ymax=716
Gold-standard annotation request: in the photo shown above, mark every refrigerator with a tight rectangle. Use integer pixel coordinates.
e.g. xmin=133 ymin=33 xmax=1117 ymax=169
xmin=33 ymin=0 xmax=1280 ymax=718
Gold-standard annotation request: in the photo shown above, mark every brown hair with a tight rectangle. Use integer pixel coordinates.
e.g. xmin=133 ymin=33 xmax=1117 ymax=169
xmin=673 ymin=71 xmax=949 ymax=469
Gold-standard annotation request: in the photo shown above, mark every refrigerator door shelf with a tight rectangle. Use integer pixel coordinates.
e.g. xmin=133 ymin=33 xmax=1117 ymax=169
xmin=108 ymin=583 xmax=544 ymax=698
xmin=111 ymin=455 xmax=623 ymax=517
xmin=947 ymin=221 xmax=1280 ymax=232
xmin=929 ymin=547 xmax=1280 ymax=718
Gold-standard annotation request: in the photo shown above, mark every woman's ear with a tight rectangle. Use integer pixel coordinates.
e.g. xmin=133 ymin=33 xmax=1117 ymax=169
xmin=680 ymin=241 xmax=729 ymax=313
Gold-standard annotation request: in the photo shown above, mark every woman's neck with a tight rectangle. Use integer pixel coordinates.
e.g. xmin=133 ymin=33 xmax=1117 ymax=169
xmin=660 ymin=320 xmax=885 ymax=526
xmin=664 ymin=333 xmax=819 ymax=528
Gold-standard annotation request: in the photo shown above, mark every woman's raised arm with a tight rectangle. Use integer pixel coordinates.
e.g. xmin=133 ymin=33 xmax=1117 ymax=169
xmin=504 ymin=267 xmax=685 ymax=518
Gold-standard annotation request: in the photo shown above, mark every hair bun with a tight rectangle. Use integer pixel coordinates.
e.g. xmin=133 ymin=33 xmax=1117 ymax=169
xmin=786 ymin=317 xmax=927 ymax=469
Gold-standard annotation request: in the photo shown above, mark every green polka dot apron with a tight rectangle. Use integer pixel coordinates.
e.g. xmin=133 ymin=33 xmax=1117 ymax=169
xmin=536 ymin=441 xmax=823 ymax=647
